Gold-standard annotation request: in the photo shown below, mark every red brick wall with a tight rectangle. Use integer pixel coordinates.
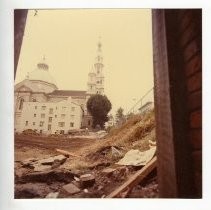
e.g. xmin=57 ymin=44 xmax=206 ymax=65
xmin=177 ymin=9 xmax=202 ymax=197
xmin=152 ymin=9 xmax=202 ymax=198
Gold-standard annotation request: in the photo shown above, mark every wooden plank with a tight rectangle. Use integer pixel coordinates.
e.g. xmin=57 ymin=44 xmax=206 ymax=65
xmin=106 ymin=156 xmax=157 ymax=198
xmin=55 ymin=149 xmax=80 ymax=158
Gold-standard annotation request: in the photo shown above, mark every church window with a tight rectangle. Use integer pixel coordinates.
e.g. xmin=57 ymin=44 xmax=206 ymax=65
xmin=34 ymin=114 xmax=36 ymax=117
xmin=71 ymin=107 xmax=75 ymax=112
xmin=35 ymin=106 xmax=37 ymax=109
xmin=19 ymin=98 xmax=24 ymax=110
xmin=55 ymin=115 xmax=57 ymax=118
xmin=33 ymin=122 xmax=36 ymax=126
xmin=49 ymin=108 xmax=53 ymax=114
xmin=41 ymin=106 xmax=46 ymax=110
xmin=97 ymin=70 xmax=100 ymax=74
xmin=25 ymin=121 xmax=28 ymax=126
xmin=41 ymin=113 xmax=45 ymax=118
xmin=49 ymin=117 xmax=52 ymax=123
xmin=70 ymin=122 xmax=74 ymax=127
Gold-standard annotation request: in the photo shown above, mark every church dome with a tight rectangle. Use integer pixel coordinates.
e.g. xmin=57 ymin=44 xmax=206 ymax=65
xmin=27 ymin=59 xmax=57 ymax=87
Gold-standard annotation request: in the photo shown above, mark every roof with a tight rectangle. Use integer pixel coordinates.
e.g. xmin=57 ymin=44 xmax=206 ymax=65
xmin=138 ymin=102 xmax=153 ymax=110
xmin=48 ymin=90 xmax=87 ymax=97
xmin=28 ymin=66 xmax=57 ymax=86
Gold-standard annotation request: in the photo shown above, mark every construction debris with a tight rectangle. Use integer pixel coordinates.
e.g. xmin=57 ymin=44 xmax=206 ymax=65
xmin=117 ymin=147 xmax=156 ymax=166
xmin=45 ymin=192 xmax=59 ymax=198
xmin=101 ymin=168 xmax=117 ymax=176
xmin=80 ymin=174 xmax=95 ymax=188
xmin=21 ymin=155 xmax=67 ymax=172
xmin=111 ymin=146 xmax=123 ymax=158
xmin=15 ymin=111 xmax=157 ymax=198
xmin=106 ymin=156 xmax=157 ymax=198
xmin=17 ymin=168 xmax=75 ymax=183
xmin=61 ymin=183 xmax=81 ymax=195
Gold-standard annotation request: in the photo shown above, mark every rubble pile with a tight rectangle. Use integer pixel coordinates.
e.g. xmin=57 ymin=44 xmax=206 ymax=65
xmin=15 ymin=110 xmax=158 ymax=198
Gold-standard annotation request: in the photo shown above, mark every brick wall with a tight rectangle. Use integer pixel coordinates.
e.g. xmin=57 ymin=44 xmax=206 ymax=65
xmin=152 ymin=9 xmax=202 ymax=198
xmin=177 ymin=9 xmax=202 ymax=197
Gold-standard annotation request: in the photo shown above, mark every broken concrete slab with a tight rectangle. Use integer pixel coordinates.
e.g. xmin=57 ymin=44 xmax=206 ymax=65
xmin=20 ymin=155 xmax=67 ymax=171
xmin=21 ymin=158 xmax=38 ymax=165
xmin=21 ymin=158 xmax=39 ymax=169
xmin=45 ymin=192 xmax=59 ymax=198
xmin=17 ymin=168 xmax=75 ymax=184
xmin=39 ymin=155 xmax=67 ymax=165
xmin=101 ymin=168 xmax=117 ymax=176
xmin=61 ymin=183 xmax=81 ymax=195
xmin=33 ymin=164 xmax=52 ymax=172
xmin=80 ymin=174 xmax=95 ymax=188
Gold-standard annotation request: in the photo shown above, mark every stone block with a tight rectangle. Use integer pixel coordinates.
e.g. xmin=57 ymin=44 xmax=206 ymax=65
xmin=62 ymin=183 xmax=81 ymax=195
xmin=80 ymin=174 xmax=95 ymax=188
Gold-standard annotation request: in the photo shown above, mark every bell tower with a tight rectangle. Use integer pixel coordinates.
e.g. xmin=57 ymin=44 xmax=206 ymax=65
xmin=87 ymin=38 xmax=105 ymax=95
xmin=94 ymin=40 xmax=104 ymax=94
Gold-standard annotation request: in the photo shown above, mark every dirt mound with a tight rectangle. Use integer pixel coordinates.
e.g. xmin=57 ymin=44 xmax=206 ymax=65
xmin=83 ymin=110 xmax=155 ymax=164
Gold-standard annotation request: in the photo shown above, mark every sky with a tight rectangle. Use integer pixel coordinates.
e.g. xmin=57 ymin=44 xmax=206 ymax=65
xmin=15 ymin=9 xmax=154 ymax=115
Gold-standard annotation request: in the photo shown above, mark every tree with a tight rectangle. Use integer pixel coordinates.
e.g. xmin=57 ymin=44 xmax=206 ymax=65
xmin=87 ymin=94 xmax=112 ymax=129
xmin=115 ymin=107 xmax=125 ymax=124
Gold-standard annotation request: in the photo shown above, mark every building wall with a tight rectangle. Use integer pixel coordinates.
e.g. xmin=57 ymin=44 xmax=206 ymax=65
xmin=152 ymin=9 xmax=202 ymax=198
xmin=177 ymin=9 xmax=202 ymax=197
xmin=17 ymin=100 xmax=82 ymax=134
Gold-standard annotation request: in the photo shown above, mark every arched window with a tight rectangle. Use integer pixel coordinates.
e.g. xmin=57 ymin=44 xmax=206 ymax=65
xmin=19 ymin=98 xmax=24 ymax=110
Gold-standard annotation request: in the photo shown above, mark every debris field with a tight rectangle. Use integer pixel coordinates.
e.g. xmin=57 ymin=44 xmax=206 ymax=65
xmin=15 ymin=111 xmax=158 ymax=198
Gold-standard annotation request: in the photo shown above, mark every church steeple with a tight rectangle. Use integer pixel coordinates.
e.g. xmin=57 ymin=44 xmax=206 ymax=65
xmin=87 ymin=38 xmax=105 ymax=95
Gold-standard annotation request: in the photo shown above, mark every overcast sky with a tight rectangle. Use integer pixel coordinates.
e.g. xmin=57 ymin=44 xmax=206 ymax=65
xmin=15 ymin=9 xmax=154 ymax=115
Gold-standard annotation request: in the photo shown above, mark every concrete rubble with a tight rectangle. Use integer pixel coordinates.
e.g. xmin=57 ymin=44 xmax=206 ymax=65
xmin=80 ymin=174 xmax=95 ymax=188
xmin=21 ymin=155 xmax=67 ymax=172
xmin=61 ymin=183 xmax=81 ymax=195
xmin=45 ymin=192 xmax=59 ymax=198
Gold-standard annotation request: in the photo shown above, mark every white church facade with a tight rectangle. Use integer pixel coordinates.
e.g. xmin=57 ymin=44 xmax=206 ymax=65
xmin=14 ymin=42 xmax=105 ymax=134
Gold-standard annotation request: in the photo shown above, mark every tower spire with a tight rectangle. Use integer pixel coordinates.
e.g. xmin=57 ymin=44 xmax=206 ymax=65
xmin=87 ymin=37 xmax=105 ymax=95
xmin=96 ymin=36 xmax=103 ymax=63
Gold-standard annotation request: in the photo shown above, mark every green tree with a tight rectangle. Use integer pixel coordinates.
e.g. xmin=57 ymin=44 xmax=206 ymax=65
xmin=87 ymin=94 xmax=112 ymax=129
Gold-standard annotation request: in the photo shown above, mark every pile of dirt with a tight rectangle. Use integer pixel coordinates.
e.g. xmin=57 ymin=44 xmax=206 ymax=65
xmin=83 ymin=110 xmax=155 ymax=165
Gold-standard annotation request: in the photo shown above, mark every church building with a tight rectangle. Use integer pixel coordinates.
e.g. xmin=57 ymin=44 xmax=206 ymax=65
xmin=14 ymin=42 xmax=104 ymax=134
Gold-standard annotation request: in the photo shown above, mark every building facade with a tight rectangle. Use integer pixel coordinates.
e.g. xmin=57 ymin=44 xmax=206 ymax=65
xmin=15 ymin=42 xmax=105 ymax=134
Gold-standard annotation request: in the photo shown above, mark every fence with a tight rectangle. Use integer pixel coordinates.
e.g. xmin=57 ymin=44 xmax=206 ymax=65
xmin=127 ymin=87 xmax=154 ymax=115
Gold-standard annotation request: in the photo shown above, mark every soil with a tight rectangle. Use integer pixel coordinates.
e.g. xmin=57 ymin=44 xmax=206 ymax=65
xmin=15 ymin=134 xmax=158 ymax=199
xmin=15 ymin=112 xmax=158 ymax=199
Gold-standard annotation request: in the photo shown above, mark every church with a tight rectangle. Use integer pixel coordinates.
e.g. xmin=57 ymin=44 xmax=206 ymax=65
xmin=14 ymin=42 xmax=104 ymax=135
